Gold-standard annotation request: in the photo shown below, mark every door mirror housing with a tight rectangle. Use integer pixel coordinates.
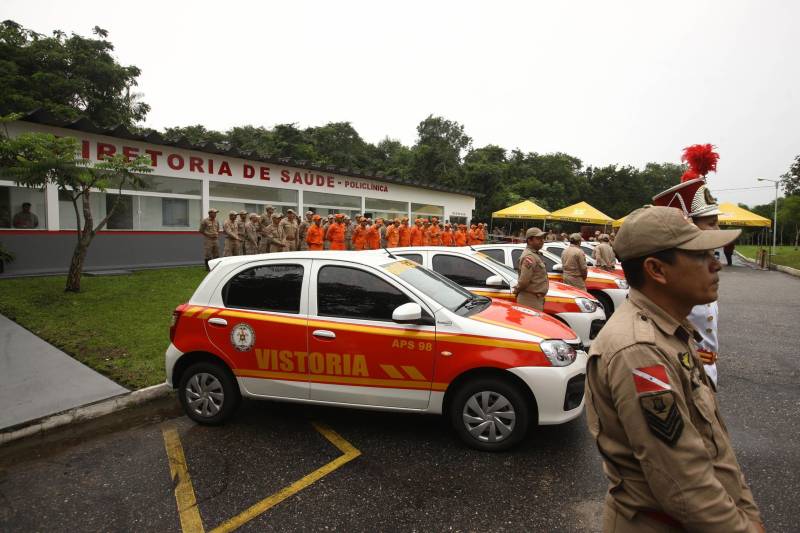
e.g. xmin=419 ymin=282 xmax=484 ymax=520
xmin=485 ymin=275 xmax=504 ymax=287
xmin=392 ymin=302 xmax=423 ymax=323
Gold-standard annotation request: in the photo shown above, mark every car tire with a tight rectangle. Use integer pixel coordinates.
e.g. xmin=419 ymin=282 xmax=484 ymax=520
xmin=178 ymin=361 xmax=240 ymax=425
xmin=591 ymin=290 xmax=614 ymax=317
xmin=449 ymin=377 xmax=531 ymax=452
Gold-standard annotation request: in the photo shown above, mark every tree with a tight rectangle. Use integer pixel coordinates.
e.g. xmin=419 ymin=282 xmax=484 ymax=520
xmin=778 ymin=195 xmax=800 ymax=249
xmin=410 ymin=115 xmax=472 ymax=187
xmin=0 ymin=20 xmax=150 ymax=128
xmin=781 ymin=155 xmax=800 ymax=196
xmin=463 ymin=145 xmax=509 ymax=221
xmin=1 ymin=125 xmax=151 ymax=291
xmin=163 ymin=125 xmax=226 ymax=145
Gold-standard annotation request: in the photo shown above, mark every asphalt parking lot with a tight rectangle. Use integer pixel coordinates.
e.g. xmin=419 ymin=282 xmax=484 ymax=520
xmin=1 ymin=261 xmax=798 ymax=532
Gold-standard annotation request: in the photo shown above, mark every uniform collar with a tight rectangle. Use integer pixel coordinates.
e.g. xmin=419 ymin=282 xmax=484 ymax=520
xmin=628 ymin=289 xmax=700 ymax=342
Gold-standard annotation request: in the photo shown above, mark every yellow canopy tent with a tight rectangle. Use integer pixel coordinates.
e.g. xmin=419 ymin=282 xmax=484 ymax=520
xmin=718 ymin=202 xmax=771 ymax=227
xmin=492 ymin=200 xmax=551 ymax=220
xmin=612 ymin=216 xmax=626 ymax=229
xmin=549 ymin=201 xmax=614 ymax=225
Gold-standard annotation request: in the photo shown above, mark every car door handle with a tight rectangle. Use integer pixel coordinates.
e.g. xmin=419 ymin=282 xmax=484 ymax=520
xmin=312 ymin=329 xmax=336 ymax=339
xmin=208 ymin=318 xmax=228 ymax=327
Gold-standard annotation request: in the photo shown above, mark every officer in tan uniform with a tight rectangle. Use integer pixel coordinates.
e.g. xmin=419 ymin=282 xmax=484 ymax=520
xmin=264 ymin=213 xmax=288 ymax=253
xmin=244 ymin=213 xmax=260 ymax=254
xmin=236 ymin=210 xmax=247 ymax=248
xmin=586 ymin=206 xmax=763 ymax=532
xmin=198 ymin=208 xmax=220 ymax=270
xmin=594 ymin=234 xmax=616 ymax=271
xmin=298 ymin=211 xmax=313 ymax=251
xmin=223 ymin=211 xmax=242 ymax=256
xmin=561 ymin=232 xmax=588 ymax=290
xmin=513 ymin=227 xmax=549 ymax=311
xmin=280 ymin=209 xmax=300 ymax=251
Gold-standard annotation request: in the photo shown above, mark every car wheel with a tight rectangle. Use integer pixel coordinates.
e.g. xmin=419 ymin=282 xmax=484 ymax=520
xmin=178 ymin=361 xmax=240 ymax=425
xmin=449 ymin=378 xmax=531 ymax=451
xmin=591 ymin=290 xmax=614 ymax=317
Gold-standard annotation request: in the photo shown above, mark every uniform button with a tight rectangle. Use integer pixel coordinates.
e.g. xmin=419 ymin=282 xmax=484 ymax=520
xmin=705 ymin=328 xmax=712 ymax=333
xmin=640 ymin=315 xmax=648 ymax=321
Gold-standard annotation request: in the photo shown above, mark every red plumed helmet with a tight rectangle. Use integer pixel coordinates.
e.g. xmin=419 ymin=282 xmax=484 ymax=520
xmin=680 ymin=169 xmax=700 ymax=183
xmin=681 ymin=144 xmax=719 ymax=177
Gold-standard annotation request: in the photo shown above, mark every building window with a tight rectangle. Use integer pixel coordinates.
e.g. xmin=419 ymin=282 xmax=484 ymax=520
xmin=105 ymin=194 xmax=134 ymax=229
xmin=162 ymin=198 xmax=190 ymax=227
xmin=365 ymin=197 xmax=408 ymax=222
xmin=210 ymin=182 xmax=297 ymax=204
xmin=0 ymin=184 xmax=46 ymax=229
xmin=59 ymin=191 xmax=202 ymax=231
xmin=411 ymin=203 xmax=444 ymax=220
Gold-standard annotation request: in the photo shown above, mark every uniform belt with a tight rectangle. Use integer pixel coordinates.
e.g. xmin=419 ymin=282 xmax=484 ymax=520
xmin=696 ymin=349 xmax=718 ymax=364
xmin=643 ymin=510 xmax=684 ymax=530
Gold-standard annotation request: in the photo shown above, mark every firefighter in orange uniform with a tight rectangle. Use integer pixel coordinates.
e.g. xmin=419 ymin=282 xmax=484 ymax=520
xmin=467 ymin=224 xmax=479 ymax=245
xmin=367 ymin=218 xmax=382 ymax=249
xmin=441 ymin=223 xmax=454 ymax=246
xmin=477 ymin=223 xmax=486 ymax=244
xmin=410 ymin=218 xmax=424 ymax=246
xmin=455 ymin=224 xmax=467 ymax=246
xmin=428 ymin=217 xmax=442 ymax=245
xmin=352 ymin=217 xmax=368 ymax=250
xmin=306 ymin=215 xmax=324 ymax=251
xmin=386 ymin=218 xmax=401 ymax=247
xmin=420 ymin=219 xmax=430 ymax=245
xmin=399 ymin=217 xmax=411 ymax=246
xmin=327 ymin=213 xmax=347 ymax=250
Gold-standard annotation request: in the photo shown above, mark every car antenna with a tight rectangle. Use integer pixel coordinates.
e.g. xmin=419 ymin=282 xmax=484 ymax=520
xmin=383 ymin=247 xmax=397 ymax=259
xmin=468 ymin=245 xmax=476 ymax=251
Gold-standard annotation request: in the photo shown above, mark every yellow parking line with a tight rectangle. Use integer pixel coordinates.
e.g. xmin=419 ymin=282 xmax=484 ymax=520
xmin=162 ymin=426 xmax=205 ymax=533
xmin=209 ymin=422 xmax=361 ymax=533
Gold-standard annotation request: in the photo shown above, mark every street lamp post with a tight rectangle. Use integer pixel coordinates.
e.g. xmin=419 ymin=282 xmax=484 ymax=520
xmin=757 ymin=178 xmax=780 ymax=257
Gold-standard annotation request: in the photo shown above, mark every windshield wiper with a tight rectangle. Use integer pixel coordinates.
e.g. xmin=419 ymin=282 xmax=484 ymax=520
xmin=454 ymin=297 xmax=474 ymax=313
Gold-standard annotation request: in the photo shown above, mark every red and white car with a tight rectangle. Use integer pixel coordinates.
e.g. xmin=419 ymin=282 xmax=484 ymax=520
xmin=385 ymin=247 xmax=606 ymax=347
xmin=473 ymin=244 xmax=629 ymax=315
xmin=166 ymin=251 xmax=587 ymax=451
xmin=542 ymin=241 xmax=624 ymax=274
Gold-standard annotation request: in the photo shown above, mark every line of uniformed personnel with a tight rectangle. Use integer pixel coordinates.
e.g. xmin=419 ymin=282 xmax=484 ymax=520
xmin=199 ymin=207 xmax=489 ymax=269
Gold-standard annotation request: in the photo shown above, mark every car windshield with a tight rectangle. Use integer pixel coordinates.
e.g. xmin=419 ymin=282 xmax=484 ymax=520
xmin=381 ymin=259 xmax=477 ymax=312
xmin=472 ymin=252 xmax=519 ymax=281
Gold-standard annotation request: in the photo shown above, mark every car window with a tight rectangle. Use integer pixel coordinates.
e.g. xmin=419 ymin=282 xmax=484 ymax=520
xmin=382 ymin=259 xmax=473 ymax=311
xmin=480 ymin=248 xmax=504 ymax=262
xmin=543 ymin=255 xmax=557 ymax=272
xmin=432 ymin=254 xmax=495 ymax=288
xmin=544 ymin=245 xmax=564 ymax=258
xmin=511 ymin=249 xmax=522 ymax=270
xmin=223 ymin=264 xmax=304 ymax=313
xmin=581 ymin=245 xmax=595 ymax=258
xmin=317 ymin=265 xmax=411 ymax=321
xmin=396 ymin=253 xmax=423 ymax=265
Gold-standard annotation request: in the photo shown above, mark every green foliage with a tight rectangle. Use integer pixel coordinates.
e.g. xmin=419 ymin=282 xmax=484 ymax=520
xmin=0 ymin=20 xmax=149 ymax=127
xmin=781 ymin=154 xmax=800 ymax=196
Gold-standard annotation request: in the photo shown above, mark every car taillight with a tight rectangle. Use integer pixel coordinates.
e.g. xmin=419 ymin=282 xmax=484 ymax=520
xmin=169 ymin=308 xmax=182 ymax=342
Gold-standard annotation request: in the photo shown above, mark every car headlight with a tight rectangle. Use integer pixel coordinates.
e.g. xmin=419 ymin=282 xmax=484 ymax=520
xmin=540 ymin=340 xmax=577 ymax=367
xmin=576 ymin=297 xmax=598 ymax=313
xmin=615 ymin=278 xmax=629 ymax=289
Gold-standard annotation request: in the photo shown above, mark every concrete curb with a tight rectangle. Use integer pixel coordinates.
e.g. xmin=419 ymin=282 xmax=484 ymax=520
xmin=0 ymin=383 xmax=172 ymax=446
xmin=734 ymin=251 xmax=800 ymax=278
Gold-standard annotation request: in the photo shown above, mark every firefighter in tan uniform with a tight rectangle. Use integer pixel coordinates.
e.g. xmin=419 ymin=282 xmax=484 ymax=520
xmin=561 ymin=233 xmax=588 ymax=290
xmin=280 ymin=209 xmax=300 ymax=251
xmin=594 ymin=234 xmax=616 ymax=271
xmin=586 ymin=206 xmax=763 ymax=532
xmin=236 ymin=210 xmax=247 ymax=249
xmin=223 ymin=211 xmax=242 ymax=256
xmin=298 ymin=211 xmax=313 ymax=251
xmin=244 ymin=213 xmax=260 ymax=254
xmin=512 ymin=227 xmax=549 ymax=311
xmin=264 ymin=213 xmax=288 ymax=253
xmin=198 ymin=208 xmax=220 ymax=270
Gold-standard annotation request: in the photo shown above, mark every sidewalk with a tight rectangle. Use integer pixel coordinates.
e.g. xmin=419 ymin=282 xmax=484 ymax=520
xmin=0 ymin=313 xmax=128 ymax=430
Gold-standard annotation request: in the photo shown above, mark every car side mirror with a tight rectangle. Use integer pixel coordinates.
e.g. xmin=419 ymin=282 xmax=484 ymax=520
xmin=553 ymin=264 xmax=563 ymax=272
xmin=392 ymin=302 xmax=422 ymax=323
xmin=485 ymin=275 xmax=504 ymax=287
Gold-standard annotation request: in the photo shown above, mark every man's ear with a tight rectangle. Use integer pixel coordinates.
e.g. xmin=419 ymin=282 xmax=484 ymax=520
xmin=643 ymin=257 xmax=669 ymax=286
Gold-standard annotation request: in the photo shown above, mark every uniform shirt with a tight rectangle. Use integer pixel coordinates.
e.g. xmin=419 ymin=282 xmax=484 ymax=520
xmin=410 ymin=225 xmax=423 ymax=246
xmin=236 ymin=218 xmax=247 ymax=239
xmin=454 ymin=230 xmax=467 ymax=246
xmin=306 ymin=224 xmax=324 ymax=250
xmin=352 ymin=226 xmax=368 ymax=250
xmin=223 ymin=219 xmax=239 ymax=241
xmin=327 ymin=222 xmax=346 ymax=250
xmin=398 ymin=224 xmax=411 ymax=246
xmin=561 ymin=245 xmax=588 ymax=279
xmin=594 ymin=242 xmax=616 ymax=270
xmin=428 ymin=225 xmax=442 ymax=245
xmin=688 ymin=301 xmax=720 ymax=387
xmin=263 ymin=223 xmax=287 ymax=252
xmin=386 ymin=225 xmax=400 ymax=247
xmin=441 ymin=230 xmax=453 ymax=246
xmin=280 ymin=219 xmax=299 ymax=248
xmin=244 ymin=221 xmax=259 ymax=248
xmin=586 ymin=289 xmax=761 ymax=531
xmin=515 ymin=247 xmax=549 ymax=297
xmin=367 ymin=225 xmax=381 ymax=249
xmin=12 ymin=211 xmax=39 ymax=228
xmin=199 ymin=217 xmax=219 ymax=239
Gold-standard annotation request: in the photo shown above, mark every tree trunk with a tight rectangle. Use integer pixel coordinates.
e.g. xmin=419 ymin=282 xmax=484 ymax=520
xmin=65 ymin=190 xmax=96 ymax=292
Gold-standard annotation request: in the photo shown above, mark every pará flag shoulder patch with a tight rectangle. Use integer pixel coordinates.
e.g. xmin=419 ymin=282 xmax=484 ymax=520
xmin=522 ymin=256 xmax=534 ymax=267
xmin=633 ymin=365 xmax=684 ymax=446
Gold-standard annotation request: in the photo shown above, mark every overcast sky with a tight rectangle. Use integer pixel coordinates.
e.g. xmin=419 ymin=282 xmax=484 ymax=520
xmin=4 ymin=0 xmax=798 ymax=206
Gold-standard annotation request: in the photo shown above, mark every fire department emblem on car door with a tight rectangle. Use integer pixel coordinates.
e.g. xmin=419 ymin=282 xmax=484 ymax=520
xmin=230 ymin=323 xmax=256 ymax=352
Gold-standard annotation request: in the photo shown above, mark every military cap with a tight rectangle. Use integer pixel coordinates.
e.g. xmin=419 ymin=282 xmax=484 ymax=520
xmin=208 ymin=208 xmax=218 ymax=214
xmin=599 ymin=233 xmax=610 ymax=242
xmin=265 ymin=205 xmax=275 ymax=211
xmin=312 ymin=214 xmax=321 ymax=221
xmin=525 ymin=227 xmax=546 ymax=239
xmin=613 ymin=206 xmax=740 ymax=261
xmin=229 ymin=211 xmax=238 ymax=217
xmin=238 ymin=210 xmax=247 ymax=215
xmin=306 ymin=210 xmax=314 ymax=216
xmin=271 ymin=212 xmax=282 ymax=219
xmin=334 ymin=213 xmax=344 ymax=219
xmin=286 ymin=209 xmax=295 ymax=214
xmin=249 ymin=212 xmax=259 ymax=219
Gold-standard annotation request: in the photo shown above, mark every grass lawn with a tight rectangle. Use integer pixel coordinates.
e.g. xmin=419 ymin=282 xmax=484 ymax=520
xmin=737 ymin=245 xmax=800 ymax=270
xmin=0 ymin=267 xmax=207 ymax=389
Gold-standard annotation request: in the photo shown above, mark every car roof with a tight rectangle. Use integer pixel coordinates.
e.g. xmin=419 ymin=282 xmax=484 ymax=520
xmin=209 ymin=250 xmax=403 ymax=270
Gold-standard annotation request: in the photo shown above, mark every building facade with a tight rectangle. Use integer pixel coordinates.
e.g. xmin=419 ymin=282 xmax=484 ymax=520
xmin=0 ymin=116 xmax=476 ymax=276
